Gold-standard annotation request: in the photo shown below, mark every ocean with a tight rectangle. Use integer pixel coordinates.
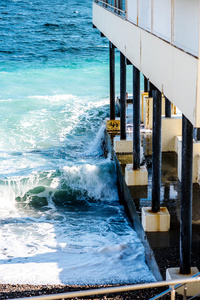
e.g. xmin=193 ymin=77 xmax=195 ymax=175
xmin=0 ymin=0 xmax=154 ymax=285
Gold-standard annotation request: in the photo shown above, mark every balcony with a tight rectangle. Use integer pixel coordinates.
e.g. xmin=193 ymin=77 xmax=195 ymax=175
xmin=93 ymin=0 xmax=200 ymax=127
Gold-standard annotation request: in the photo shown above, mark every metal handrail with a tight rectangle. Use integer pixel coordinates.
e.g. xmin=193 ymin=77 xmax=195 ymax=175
xmin=150 ymin=272 xmax=200 ymax=300
xmin=9 ymin=275 xmax=200 ymax=300
xmin=188 ymin=291 xmax=200 ymax=299
xmin=94 ymin=0 xmax=126 ymax=15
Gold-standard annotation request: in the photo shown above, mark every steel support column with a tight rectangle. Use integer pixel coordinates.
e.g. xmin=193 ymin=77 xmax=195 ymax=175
xmin=149 ymin=82 xmax=155 ymax=98
xmin=120 ymin=52 xmax=126 ymax=140
xmin=165 ymin=97 xmax=171 ymax=118
xmin=180 ymin=115 xmax=193 ymax=275
xmin=152 ymin=89 xmax=162 ymax=213
xmin=197 ymin=128 xmax=200 ymax=141
xmin=109 ymin=42 xmax=115 ymax=120
xmin=133 ymin=65 xmax=140 ymax=170
xmin=144 ymin=76 xmax=148 ymax=93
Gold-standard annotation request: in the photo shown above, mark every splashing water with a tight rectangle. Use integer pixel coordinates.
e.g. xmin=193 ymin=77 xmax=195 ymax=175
xmin=0 ymin=0 xmax=154 ymax=285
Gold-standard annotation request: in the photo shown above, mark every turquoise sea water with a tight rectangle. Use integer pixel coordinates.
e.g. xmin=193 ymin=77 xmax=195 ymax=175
xmin=0 ymin=0 xmax=153 ymax=285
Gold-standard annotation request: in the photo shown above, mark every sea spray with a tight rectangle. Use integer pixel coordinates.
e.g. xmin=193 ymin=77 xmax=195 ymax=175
xmin=0 ymin=0 xmax=155 ymax=285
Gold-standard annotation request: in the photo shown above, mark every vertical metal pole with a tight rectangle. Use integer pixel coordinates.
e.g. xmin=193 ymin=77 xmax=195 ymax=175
xmin=144 ymin=76 xmax=148 ymax=93
xmin=180 ymin=114 xmax=193 ymax=275
xmin=165 ymin=97 xmax=171 ymax=118
xmin=151 ymin=89 xmax=162 ymax=213
xmin=149 ymin=82 xmax=154 ymax=97
xmin=118 ymin=0 xmax=122 ymax=12
xmin=120 ymin=52 xmax=126 ymax=140
xmin=183 ymin=285 xmax=187 ymax=300
xmin=171 ymin=286 xmax=176 ymax=300
xmin=133 ymin=65 xmax=140 ymax=170
xmin=197 ymin=128 xmax=200 ymax=141
xmin=109 ymin=42 xmax=115 ymax=120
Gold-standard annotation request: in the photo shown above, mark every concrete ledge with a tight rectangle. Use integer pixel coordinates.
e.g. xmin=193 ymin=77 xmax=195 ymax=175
xmin=114 ymin=136 xmax=132 ymax=153
xmin=162 ymin=116 xmax=182 ymax=152
xmin=105 ymin=117 xmax=120 ymax=132
xmin=166 ymin=267 xmax=199 ymax=296
xmin=142 ymin=207 xmax=170 ymax=232
xmin=125 ymin=164 xmax=148 ymax=186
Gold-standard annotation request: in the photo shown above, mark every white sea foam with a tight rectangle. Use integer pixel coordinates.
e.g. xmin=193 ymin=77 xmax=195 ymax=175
xmin=0 ymin=218 xmax=155 ymax=285
xmin=0 ymin=84 xmax=154 ymax=286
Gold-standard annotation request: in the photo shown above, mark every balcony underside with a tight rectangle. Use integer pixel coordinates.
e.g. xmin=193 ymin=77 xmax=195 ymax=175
xmin=93 ymin=3 xmax=200 ymax=127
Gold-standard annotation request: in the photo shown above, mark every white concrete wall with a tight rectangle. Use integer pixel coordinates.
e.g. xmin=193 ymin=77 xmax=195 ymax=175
xmin=93 ymin=3 xmax=199 ymax=127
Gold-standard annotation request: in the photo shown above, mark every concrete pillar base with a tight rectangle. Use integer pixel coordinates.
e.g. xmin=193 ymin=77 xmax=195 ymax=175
xmin=125 ymin=165 xmax=148 ymax=186
xmin=166 ymin=267 xmax=199 ymax=296
xmin=142 ymin=207 xmax=170 ymax=232
xmin=114 ymin=136 xmax=132 ymax=153
xmin=176 ymin=136 xmax=200 ymax=183
xmin=162 ymin=116 xmax=182 ymax=152
xmin=105 ymin=117 xmax=120 ymax=132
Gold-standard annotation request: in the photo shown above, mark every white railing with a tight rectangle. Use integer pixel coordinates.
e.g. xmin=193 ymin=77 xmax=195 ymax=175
xmin=94 ymin=0 xmax=126 ymax=17
xmin=8 ymin=273 xmax=200 ymax=300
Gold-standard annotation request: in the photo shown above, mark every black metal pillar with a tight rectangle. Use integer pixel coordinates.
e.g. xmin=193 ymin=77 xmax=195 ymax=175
xmin=149 ymin=82 xmax=155 ymax=98
xmin=165 ymin=97 xmax=171 ymax=118
xmin=109 ymin=42 xmax=115 ymax=120
xmin=144 ymin=76 xmax=148 ymax=93
xmin=197 ymin=128 xmax=200 ymax=141
xmin=118 ymin=0 xmax=122 ymax=12
xmin=133 ymin=65 xmax=140 ymax=170
xmin=180 ymin=114 xmax=193 ymax=275
xmin=151 ymin=89 xmax=162 ymax=213
xmin=120 ymin=52 xmax=126 ymax=140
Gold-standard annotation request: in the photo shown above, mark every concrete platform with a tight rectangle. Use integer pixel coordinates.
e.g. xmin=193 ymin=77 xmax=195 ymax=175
xmin=114 ymin=136 xmax=132 ymax=153
xmin=105 ymin=102 xmax=200 ymax=283
xmin=142 ymin=207 xmax=170 ymax=232
xmin=166 ymin=267 xmax=200 ymax=296
xmin=125 ymin=164 xmax=148 ymax=186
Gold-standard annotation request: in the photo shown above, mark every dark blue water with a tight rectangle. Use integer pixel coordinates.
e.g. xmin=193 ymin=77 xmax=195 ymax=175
xmin=0 ymin=0 xmax=153 ymax=285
